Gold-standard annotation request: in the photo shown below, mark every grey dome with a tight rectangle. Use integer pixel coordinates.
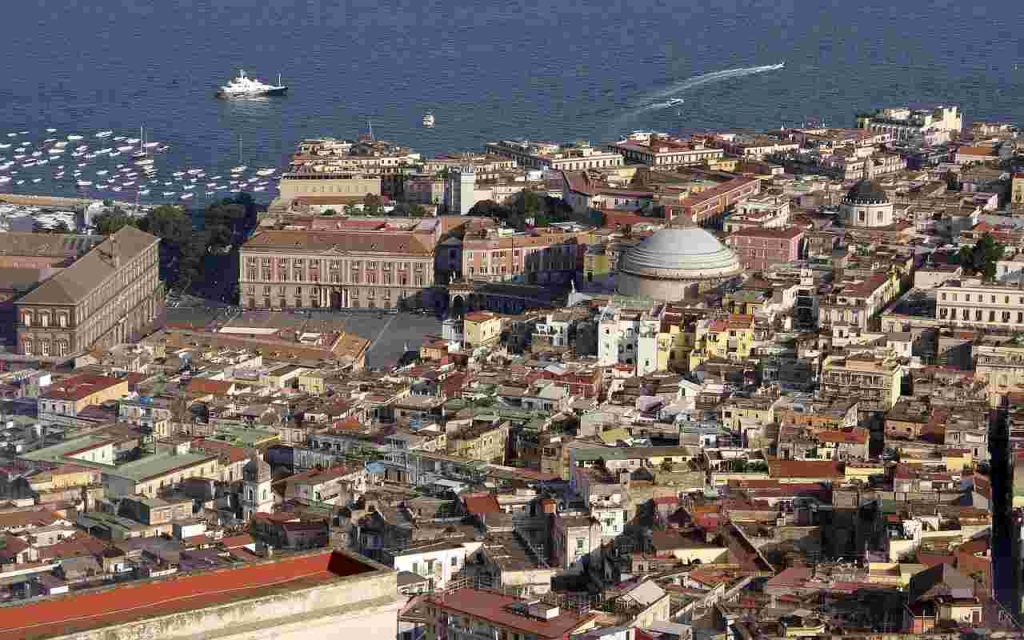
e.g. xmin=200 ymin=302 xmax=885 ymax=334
xmin=619 ymin=226 xmax=742 ymax=279
xmin=844 ymin=179 xmax=888 ymax=204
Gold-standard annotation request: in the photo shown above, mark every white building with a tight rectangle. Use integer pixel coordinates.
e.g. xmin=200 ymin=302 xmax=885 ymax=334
xmin=936 ymin=279 xmax=1024 ymax=330
xmin=241 ymin=457 xmax=274 ymax=520
xmin=390 ymin=540 xmax=481 ymax=592
xmin=856 ymin=105 xmax=962 ymax=145
xmin=597 ymin=305 xmax=659 ymax=375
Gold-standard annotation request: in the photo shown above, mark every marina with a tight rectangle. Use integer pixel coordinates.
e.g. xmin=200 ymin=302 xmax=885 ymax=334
xmin=0 ymin=127 xmax=279 ymax=204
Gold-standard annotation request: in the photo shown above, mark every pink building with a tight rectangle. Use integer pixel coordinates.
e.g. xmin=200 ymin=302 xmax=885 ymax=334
xmin=726 ymin=226 xmax=804 ymax=271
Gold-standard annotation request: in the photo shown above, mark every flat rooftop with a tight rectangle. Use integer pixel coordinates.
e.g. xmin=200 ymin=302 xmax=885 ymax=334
xmin=20 ymin=435 xmax=113 ymax=464
xmin=0 ymin=550 xmax=379 ymax=640
xmin=107 ymin=451 xmax=217 ymax=482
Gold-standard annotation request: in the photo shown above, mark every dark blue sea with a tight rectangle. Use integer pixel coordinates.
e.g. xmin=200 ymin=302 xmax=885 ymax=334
xmin=2 ymin=0 xmax=1024 ymax=204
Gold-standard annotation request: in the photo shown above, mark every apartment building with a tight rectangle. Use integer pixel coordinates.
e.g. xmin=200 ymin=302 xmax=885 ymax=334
xmin=485 ymin=140 xmax=622 ymax=171
xmin=597 ymin=306 xmax=660 ymax=375
xmin=936 ymin=279 xmax=1024 ymax=331
xmin=726 ymin=226 xmax=804 ymax=271
xmin=239 ymin=229 xmax=436 ymax=310
xmin=821 ymin=354 xmax=902 ymax=412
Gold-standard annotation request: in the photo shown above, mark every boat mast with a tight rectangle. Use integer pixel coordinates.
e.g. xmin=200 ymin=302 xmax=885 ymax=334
xmin=238 ymin=135 xmax=243 ymax=165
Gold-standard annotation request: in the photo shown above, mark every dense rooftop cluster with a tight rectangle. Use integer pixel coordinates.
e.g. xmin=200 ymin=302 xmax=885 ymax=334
xmin=2 ymin=105 xmax=1024 ymax=638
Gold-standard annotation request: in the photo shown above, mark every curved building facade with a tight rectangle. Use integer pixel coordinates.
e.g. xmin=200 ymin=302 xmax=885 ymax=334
xmin=616 ymin=223 xmax=742 ymax=301
xmin=841 ymin=179 xmax=894 ymax=228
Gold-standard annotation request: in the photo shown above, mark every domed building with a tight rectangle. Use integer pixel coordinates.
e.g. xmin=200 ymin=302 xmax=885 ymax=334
xmin=841 ymin=179 xmax=894 ymax=228
xmin=616 ymin=220 xmax=742 ymax=301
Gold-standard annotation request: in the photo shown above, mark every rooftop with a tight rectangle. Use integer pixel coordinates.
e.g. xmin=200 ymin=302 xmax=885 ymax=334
xmin=0 ymin=550 xmax=380 ymax=640
xmin=427 ymin=588 xmax=596 ymax=639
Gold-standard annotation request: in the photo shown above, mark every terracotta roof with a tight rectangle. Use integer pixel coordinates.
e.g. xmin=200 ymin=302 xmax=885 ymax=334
xmin=462 ymin=493 xmax=501 ymax=515
xmin=186 ymin=378 xmax=234 ymax=396
xmin=243 ymin=229 xmax=435 ymax=256
xmin=816 ymin=428 xmax=869 ymax=445
xmin=41 ymin=374 xmax=125 ymax=402
xmin=426 ymin=589 xmax=596 ymax=639
xmin=767 ymin=459 xmax=844 ymax=479
xmin=0 ymin=550 xmax=376 ymax=640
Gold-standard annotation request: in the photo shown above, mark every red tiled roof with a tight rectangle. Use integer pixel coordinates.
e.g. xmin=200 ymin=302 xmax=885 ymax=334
xmin=816 ymin=428 xmax=869 ymax=445
xmin=767 ymin=459 xmax=844 ymax=479
xmin=186 ymin=378 xmax=233 ymax=396
xmin=0 ymin=550 xmax=376 ymax=640
xmin=427 ymin=588 xmax=596 ymax=639
xmin=463 ymin=493 xmax=501 ymax=515
xmin=41 ymin=374 xmax=124 ymax=402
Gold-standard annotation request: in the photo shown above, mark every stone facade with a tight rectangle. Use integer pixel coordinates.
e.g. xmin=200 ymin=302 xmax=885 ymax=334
xmin=240 ymin=229 xmax=436 ymax=310
xmin=15 ymin=226 xmax=162 ymax=359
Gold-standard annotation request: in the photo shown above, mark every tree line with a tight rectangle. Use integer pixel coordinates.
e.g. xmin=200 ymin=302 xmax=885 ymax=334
xmin=92 ymin=194 xmax=257 ymax=291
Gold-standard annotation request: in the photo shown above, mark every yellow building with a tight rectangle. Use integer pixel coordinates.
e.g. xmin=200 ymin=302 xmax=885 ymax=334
xmin=1012 ymin=173 xmax=1024 ymax=208
xmin=821 ymin=354 xmax=902 ymax=412
xmin=27 ymin=464 xmax=102 ymax=492
xmin=721 ymin=396 xmax=776 ymax=431
xmin=298 ymin=370 xmax=326 ymax=395
xmin=277 ymin=174 xmax=382 ymax=207
xmin=689 ymin=314 xmax=755 ymax=370
xmin=656 ymin=324 xmax=692 ymax=372
xmin=463 ymin=311 xmax=502 ymax=348
xmin=38 ymin=374 xmax=130 ymax=426
xmin=448 ymin=419 xmax=510 ymax=463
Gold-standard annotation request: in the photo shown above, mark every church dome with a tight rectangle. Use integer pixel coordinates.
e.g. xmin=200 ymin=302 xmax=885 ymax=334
xmin=616 ymin=223 xmax=742 ymax=302
xmin=619 ymin=226 xmax=742 ymax=279
xmin=844 ymin=179 xmax=888 ymax=204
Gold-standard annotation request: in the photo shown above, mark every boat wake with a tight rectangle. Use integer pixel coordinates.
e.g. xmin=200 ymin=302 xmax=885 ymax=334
xmin=628 ymin=62 xmax=785 ymax=115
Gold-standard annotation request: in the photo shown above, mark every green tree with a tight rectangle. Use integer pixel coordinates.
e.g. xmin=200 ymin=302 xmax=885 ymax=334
xmin=363 ymin=194 xmax=384 ymax=216
xmin=93 ymin=208 xmax=137 ymax=235
xmin=959 ymin=233 xmax=1005 ymax=282
xmin=139 ymin=205 xmax=204 ymax=290
xmin=467 ymin=199 xmax=510 ymax=219
xmin=321 ymin=208 xmax=338 ymax=216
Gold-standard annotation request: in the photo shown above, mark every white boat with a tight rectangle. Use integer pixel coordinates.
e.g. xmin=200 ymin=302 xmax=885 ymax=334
xmin=139 ymin=189 xmax=150 ymax=195
xmin=162 ymin=191 xmax=176 ymax=196
xmin=422 ymin=111 xmax=435 ymax=128
xmin=117 ymin=145 xmax=135 ymax=152
xmin=180 ymin=192 xmax=194 ymax=200
xmin=111 ymin=186 xmax=122 ymax=192
xmin=0 ymin=176 xmax=10 ymax=184
xmin=31 ymin=178 xmax=42 ymax=183
xmin=66 ymin=134 xmax=83 ymax=141
xmin=0 ymin=144 xmax=9 ymax=150
xmin=667 ymin=98 xmax=685 ymax=106
xmin=15 ymin=179 xmax=24 ymax=185
xmin=97 ymin=170 xmax=109 ymax=175
xmin=143 ymin=142 xmax=160 ymax=149
xmin=76 ymin=180 xmax=93 ymax=187
xmin=95 ymin=130 xmax=113 ymax=138
xmin=187 ymin=168 xmax=203 ymax=175
xmin=45 ymin=128 xmax=56 ymax=133
xmin=216 ymin=70 xmax=288 ymax=98
xmin=253 ymin=186 xmax=266 ymax=192
xmin=255 ymin=168 xmax=276 ymax=176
